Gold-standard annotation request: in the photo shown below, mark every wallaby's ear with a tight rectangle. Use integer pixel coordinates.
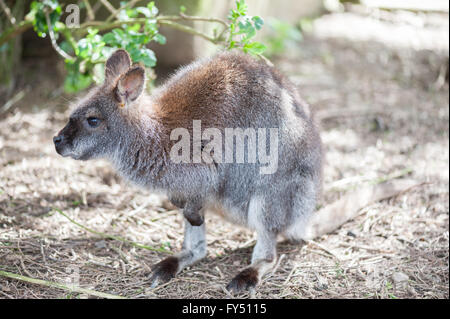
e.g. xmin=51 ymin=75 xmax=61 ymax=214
xmin=115 ymin=65 xmax=145 ymax=106
xmin=105 ymin=49 xmax=131 ymax=86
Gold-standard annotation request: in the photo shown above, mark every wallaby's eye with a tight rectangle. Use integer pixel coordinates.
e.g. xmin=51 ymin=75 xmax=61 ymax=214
xmin=87 ymin=117 xmax=100 ymax=128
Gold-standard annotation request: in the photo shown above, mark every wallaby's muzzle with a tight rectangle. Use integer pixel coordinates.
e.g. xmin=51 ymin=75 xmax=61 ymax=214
xmin=53 ymin=135 xmax=63 ymax=146
xmin=53 ymin=133 xmax=69 ymax=157
xmin=53 ymin=120 xmax=77 ymax=158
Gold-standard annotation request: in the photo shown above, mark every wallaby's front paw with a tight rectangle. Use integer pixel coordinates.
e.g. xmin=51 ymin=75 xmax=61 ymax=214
xmin=226 ymin=267 xmax=259 ymax=293
xmin=149 ymin=256 xmax=179 ymax=288
xmin=184 ymin=211 xmax=204 ymax=226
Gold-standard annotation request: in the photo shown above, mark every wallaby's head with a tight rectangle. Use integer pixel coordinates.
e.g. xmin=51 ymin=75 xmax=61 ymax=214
xmin=54 ymin=49 xmax=146 ymax=160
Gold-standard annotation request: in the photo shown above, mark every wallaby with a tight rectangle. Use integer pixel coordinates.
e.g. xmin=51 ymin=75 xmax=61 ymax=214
xmin=54 ymin=49 xmax=415 ymax=293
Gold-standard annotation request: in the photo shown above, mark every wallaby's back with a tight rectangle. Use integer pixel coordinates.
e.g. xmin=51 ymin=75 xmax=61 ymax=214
xmin=153 ymin=52 xmax=314 ymax=131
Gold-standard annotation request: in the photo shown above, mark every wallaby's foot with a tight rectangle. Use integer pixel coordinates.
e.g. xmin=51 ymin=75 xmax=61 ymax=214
xmin=226 ymin=223 xmax=278 ymax=294
xmin=150 ymin=218 xmax=207 ymax=288
xmin=226 ymin=267 xmax=259 ymax=293
xmin=149 ymin=256 xmax=179 ymax=288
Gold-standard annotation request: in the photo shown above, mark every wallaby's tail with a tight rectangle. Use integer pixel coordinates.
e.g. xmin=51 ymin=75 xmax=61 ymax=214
xmin=303 ymin=179 xmax=420 ymax=240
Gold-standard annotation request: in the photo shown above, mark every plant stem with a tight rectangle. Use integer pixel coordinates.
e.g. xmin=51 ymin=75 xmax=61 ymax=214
xmin=53 ymin=208 xmax=171 ymax=254
xmin=45 ymin=11 xmax=75 ymax=62
xmin=177 ymin=13 xmax=229 ymax=28
xmin=158 ymin=20 xmax=219 ymax=44
xmin=106 ymin=0 xmax=139 ymax=22
xmin=0 ymin=0 xmax=16 ymax=25
xmin=0 ymin=270 xmax=127 ymax=299
xmin=98 ymin=0 xmax=117 ymax=16
xmin=60 ymin=28 xmax=78 ymax=54
xmin=83 ymin=0 xmax=95 ymax=21
xmin=369 ymin=168 xmax=413 ymax=185
xmin=0 ymin=14 xmax=227 ymax=47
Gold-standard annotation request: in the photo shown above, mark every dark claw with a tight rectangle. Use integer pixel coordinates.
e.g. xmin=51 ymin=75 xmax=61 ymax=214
xmin=226 ymin=267 xmax=259 ymax=293
xmin=149 ymin=256 xmax=179 ymax=288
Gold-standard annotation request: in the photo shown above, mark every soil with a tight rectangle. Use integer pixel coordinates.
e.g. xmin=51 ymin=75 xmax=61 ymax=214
xmin=0 ymin=9 xmax=448 ymax=299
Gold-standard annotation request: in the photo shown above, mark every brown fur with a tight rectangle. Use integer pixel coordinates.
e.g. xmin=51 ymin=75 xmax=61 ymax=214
xmin=150 ymin=256 xmax=179 ymax=283
xmin=226 ymin=267 xmax=259 ymax=292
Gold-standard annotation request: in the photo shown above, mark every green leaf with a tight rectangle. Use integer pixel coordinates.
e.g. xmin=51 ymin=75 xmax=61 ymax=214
xmin=118 ymin=9 xmax=131 ymax=21
xmin=252 ymin=16 xmax=264 ymax=30
xmin=129 ymin=31 xmax=150 ymax=45
xmin=102 ymin=32 xmax=117 ymax=45
xmin=59 ymin=41 xmax=73 ymax=55
xmin=127 ymin=23 xmax=141 ymax=32
xmin=237 ymin=19 xmax=256 ymax=41
xmin=112 ymin=28 xmax=125 ymax=38
xmin=147 ymin=1 xmax=159 ymax=16
xmin=229 ymin=22 xmax=235 ymax=34
xmin=144 ymin=20 xmax=158 ymax=35
xmin=30 ymin=0 xmax=62 ymax=38
xmin=228 ymin=9 xmax=240 ymax=20
xmin=64 ymin=73 xmax=92 ymax=93
xmin=43 ymin=0 xmax=61 ymax=11
xmin=154 ymin=33 xmax=166 ymax=45
xmin=93 ymin=63 xmax=105 ymax=84
xmin=53 ymin=21 xmax=65 ymax=32
xmin=131 ymin=48 xmax=157 ymax=67
xmin=76 ymin=30 xmax=106 ymax=63
xmin=64 ymin=60 xmax=93 ymax=93
xmin=136 ymin=7 xmax=151 ymax=18
xmin=87 ymin=28 xmax=99 ymax=36
xmin=243 ymin=42 xmax=266 ymax=55
xmin=235 ymin=0 xmax=248 ymax=15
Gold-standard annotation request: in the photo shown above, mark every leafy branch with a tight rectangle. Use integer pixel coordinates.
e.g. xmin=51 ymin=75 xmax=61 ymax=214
xmin=0 ymin=0 xmax=268 ymax=93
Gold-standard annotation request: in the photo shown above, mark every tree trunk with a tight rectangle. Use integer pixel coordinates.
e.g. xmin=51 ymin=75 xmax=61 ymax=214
xmin=0 ymin=0 xmax=25 ymax=103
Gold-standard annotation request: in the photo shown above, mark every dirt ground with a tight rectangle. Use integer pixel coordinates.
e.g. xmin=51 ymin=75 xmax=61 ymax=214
xmin=0 ymin=9 xmax=448 ymax=299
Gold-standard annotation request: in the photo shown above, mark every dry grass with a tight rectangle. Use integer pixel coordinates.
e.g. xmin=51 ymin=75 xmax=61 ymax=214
xmin=0 ymin=10 xmax=448 ymax=299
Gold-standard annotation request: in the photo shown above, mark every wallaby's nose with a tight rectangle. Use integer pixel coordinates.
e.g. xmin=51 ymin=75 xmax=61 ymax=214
xmin=53 ymin=135 xmax=63 ymax=146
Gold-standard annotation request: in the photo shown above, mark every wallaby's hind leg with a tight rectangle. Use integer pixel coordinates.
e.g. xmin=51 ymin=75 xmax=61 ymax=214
xmin=226 ymin=196 xmax=278 ymax=293
xmin=282 ymin=180 xmax=317 ymax=243
xmin=150 ymin=218 xmax=206 ymax=288
xmin=226 ymin=230 xmax=277 ymax=293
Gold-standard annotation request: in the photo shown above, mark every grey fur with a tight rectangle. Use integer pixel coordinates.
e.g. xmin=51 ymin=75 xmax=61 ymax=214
xmin=54 ymin=50 xmax=323 ymax=293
